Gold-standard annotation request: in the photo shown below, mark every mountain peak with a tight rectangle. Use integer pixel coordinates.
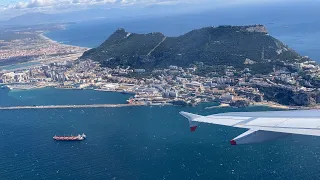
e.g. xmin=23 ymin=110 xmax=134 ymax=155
xmin=81 ymin=25 xmax=302 ymax=75
xmin=115 ymin=28 xmax=126 ymax=33
xmin=243 ymin=24 xmax=268 ymax=33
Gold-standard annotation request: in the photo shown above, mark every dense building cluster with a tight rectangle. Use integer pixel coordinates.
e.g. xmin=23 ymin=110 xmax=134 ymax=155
xmin=0 ymin=31 xmax=87 ymax=66
xmin=2 ymin=57 xmax=320 ymax=107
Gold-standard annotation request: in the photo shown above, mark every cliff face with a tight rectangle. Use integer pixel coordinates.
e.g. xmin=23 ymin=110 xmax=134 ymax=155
xmin=81 ymin=25 xmax=303 ymax=74
xmin=254 ymin=84 xmax=320 ymax=106
xmin=81 ymin=28 xmax=166 ymax=69
xmin=244 ymin=25 xmax=268 ymax=33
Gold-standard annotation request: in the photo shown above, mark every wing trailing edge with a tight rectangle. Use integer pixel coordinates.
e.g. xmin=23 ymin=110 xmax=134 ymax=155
xmin=179 ymin=111 xmax=292 ymax=145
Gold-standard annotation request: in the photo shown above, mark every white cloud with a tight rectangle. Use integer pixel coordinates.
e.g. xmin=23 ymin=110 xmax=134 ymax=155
xmin=0 ymin=0 xmax=307 ymax=20
xmin=3 ymin=0 xmax=308 ymax=10
xmin=5 ymin=0 xmax=184 ymax=10
xmin=3 ymin=0 xmax=116 ymax=9
xmin=1 ymin=0 xmax=191 ymax=19
xmin=3 ymin=0 xmax=301 ymax=11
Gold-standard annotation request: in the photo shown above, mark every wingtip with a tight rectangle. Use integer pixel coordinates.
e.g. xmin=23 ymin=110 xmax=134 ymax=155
xmin=190 ymin=126 xmax=197 ymax=132
xmin=230 ymin=139 xmax=237 ymax=145
xmin=179 ymin=111 xmax=187 ymax=115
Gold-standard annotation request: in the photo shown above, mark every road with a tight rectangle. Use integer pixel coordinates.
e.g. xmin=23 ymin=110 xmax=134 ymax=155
xmin=147 ymin=37 xmax=167 ymax=56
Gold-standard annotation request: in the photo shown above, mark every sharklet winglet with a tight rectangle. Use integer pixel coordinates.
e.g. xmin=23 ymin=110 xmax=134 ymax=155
xmin=180 ymin=111 xmax=202 ymax=132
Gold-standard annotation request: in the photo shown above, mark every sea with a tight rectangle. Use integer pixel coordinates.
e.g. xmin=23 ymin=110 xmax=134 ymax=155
xmin=2 ymin=87 xmax=320 ymax=180
xmin=3 ymin=4 xmax=320 ymax=180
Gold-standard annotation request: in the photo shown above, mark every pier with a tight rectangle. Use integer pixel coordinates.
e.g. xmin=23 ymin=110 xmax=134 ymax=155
xmin=0 ymin=104 xmax=146 ymax=110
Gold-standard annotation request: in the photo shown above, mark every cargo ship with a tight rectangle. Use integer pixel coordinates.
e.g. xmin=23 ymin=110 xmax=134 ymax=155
xmin=53 ymin=133 xmax=86 ymax=141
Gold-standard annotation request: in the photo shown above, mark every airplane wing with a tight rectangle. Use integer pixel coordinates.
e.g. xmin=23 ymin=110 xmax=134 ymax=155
xmin=180 ymin=109 xmax=320 ymax=145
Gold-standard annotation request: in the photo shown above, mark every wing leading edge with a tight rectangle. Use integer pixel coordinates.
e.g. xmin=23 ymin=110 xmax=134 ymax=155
xmin=179 ymin=110 xmax=320 ymax=145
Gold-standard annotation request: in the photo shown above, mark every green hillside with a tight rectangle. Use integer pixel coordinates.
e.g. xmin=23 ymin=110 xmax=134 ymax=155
xmin=81 ymin=25 xmax=303 ymax=74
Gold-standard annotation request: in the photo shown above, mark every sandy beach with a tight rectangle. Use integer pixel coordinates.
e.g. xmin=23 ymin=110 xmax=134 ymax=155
xmin=251 ymin=101 xmax=295 ymax=110
xmin=39 ymin=32 xmax=90 ymax=49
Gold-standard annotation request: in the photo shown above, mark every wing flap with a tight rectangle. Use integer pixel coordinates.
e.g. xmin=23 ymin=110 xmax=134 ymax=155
xmin=276 ymin=118 xmax=320 ymax=128
xmin=231 ymin=129 xmax=290 ymax=145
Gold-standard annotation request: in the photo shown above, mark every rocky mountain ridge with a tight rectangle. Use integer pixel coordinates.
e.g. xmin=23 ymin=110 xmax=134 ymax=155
xmin=81 ymin=25 xmax=304 ymax=75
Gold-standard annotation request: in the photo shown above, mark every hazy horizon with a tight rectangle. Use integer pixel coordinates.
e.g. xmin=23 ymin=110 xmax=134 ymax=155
xmin=1 ymin=0 xmax=318 ymax=23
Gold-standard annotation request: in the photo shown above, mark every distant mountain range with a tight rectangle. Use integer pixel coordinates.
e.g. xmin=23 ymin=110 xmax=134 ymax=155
xmin=1 ymin=10 xmax=117 ymax=26
xmin=0 ymin=3 xmax=209 ymax=26
xmin=80 ymin=25 xmax=305 ymax=75
xmin=5 ymin=12 xmax=56 ymax=26
xmin=2 ymin=1 xmax=320 ymax=27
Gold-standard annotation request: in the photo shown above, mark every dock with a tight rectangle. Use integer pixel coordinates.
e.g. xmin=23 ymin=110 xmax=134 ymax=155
xmin=0 ymin=103 xmax=145 ymax=110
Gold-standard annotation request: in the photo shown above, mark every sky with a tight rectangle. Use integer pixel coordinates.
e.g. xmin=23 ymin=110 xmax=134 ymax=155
xmin=0 ymin=0 xmax=307 ymax=21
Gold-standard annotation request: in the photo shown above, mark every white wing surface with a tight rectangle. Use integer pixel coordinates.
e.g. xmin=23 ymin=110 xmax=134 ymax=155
xmin=180 ymin=110 xmax=320 ymax=145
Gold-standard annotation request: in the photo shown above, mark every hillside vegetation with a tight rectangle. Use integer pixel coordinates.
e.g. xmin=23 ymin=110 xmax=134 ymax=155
xmin=81 ymin=25 xmax=302 ymax=74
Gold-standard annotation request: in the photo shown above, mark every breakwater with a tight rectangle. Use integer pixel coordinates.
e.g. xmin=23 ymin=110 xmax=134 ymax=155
xmin=0 ymin=104 xmax=145 ymax=110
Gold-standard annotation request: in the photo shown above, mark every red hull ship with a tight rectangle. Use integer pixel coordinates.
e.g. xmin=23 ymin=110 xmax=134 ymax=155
xmin=53 ymin=133 xmax=86 ymax=141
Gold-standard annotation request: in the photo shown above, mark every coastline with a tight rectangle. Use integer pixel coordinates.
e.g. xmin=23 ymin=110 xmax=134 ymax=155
xmin=1 ymin=84 xmax=319 ymax=110
xmin=251 ymin=101 xmax=295 ymax=110
xmin=0 ymin=27 xmax=89 ymax=72
xmin=41 ymin=31 xmax=91 ymax=49
xmin=0 ymin=86 xmax=174 ymax=108
xmin=205 ymin=103 xmax=230 ymax=109
xmin=205 ymin=101 xmax=295 ymax=110
xmin=36 ymin=31 xmax=317 ymax=111
xmin=2 ymin=25 xmax=320 ymax=110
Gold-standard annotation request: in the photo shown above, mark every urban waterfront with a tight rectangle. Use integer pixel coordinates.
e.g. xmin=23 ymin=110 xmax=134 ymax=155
xmin=1 ymin=88 xmax=320 ymax=179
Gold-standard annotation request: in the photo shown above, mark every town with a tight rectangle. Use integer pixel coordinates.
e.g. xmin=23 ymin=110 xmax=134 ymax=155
xmin=1 ymin=29 xmax=320 ymax=109
xmin=0 ymin=26 xmax=88 ymax=68
xmin=1 ymin=57 xmax=320 ymax=109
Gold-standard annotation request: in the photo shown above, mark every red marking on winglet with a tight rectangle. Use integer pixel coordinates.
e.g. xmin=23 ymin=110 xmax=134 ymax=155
xmin=230 ymin=140 xmax=237 ymax=145
xmin=190 ymin=126 xmax=197 ymax=132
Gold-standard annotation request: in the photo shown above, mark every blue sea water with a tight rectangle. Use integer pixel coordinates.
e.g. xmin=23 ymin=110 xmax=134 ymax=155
xmin=0 ymin=87 xmax=130 ymax=106
xmin=2 ymin=88 xmax=320 ymax=179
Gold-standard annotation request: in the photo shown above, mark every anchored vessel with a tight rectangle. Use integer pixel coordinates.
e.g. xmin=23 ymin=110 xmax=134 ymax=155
xmin=53 ymin=133 xmax=86 ymax=141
